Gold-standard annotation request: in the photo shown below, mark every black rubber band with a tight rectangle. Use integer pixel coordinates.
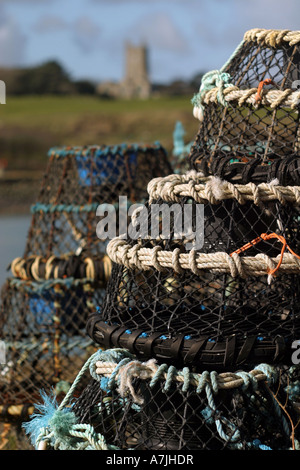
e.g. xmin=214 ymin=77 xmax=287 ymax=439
xmin=143 ymin=332 xmax=164 ymax=357
xmin=125 ymin=329 xmax=145 ymax=352
xmin=184 ymin=337 xmax=209 ymax=364
xmin=223 ymin=335 xmax=236 ymax=366
xmin=169 ymin=335 xmax=185 ymax=361
xmin=273 ymin=335 xmax=286 ymax=361
xmin=111 ymin=327 xmax=128 ymax=346
xmin=236 ymin=336 xmax=257 ymax=365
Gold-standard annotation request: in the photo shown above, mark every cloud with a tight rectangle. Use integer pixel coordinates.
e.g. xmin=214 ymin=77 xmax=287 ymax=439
xmin=90 ymin=0 xmax=199 ymax=4
xmin=126 ymin=12 xmax=189 ymax=53
xmin=0 ymin=0 xmax=56 ymax=3
xmin=0 ymin=5 xmax=27 ymax=66
xmin=72 ymin=17 xmax=101 ymax=53
xmin=33 ymin=14 xmax=101 ymax=54
xmin=33 ymin=15 xmax=68 ymax=33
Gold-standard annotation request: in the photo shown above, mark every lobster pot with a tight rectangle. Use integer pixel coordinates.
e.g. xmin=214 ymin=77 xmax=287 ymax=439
xmin=189 ymin=28 xmax=300 ymax=183
xmin=0 ymin=143 xmax=171 ymax=420
xmin=25 ymin=144 xmax=171 ymax=257
xmin=54 ymin=350 xmax=300 ymax=451
xmin=0 ymin=277 xmax=100 ymax=409
xmin=87 ymin=173 xmax=300 ymax=370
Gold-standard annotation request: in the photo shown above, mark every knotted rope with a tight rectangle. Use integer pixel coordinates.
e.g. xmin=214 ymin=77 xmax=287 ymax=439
xmin=106 ymin=235 xmax=300 ymax=282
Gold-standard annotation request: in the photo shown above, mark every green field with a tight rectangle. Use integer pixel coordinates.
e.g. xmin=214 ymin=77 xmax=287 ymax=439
xmin=0 ymin=95 xmax=199 ymax=171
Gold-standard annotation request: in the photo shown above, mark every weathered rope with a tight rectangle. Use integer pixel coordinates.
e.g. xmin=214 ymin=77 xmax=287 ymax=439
xmin=29 ymin=349 xmax=133 ymax=450
xmin=7 ymin=276 xmax=95 ymax=295
xmin=106 ymin=236 xmax=300 ymax=281
xmin=30 ymin=203 xmax=100 ymax=214
xmin=147 ymin=173 xmax=300 ymax=206
xmin=9 ymin=254 xmax=111 ymax=282
xmin=192 ymin=28 xmax=300 ymax=121
xmin=93 ymin=356 xmax=274 ymax=405
xmin=193 ymin=85 xmax=300 ymax=116
xmin=243 ymin=28 xmax=300 ymax=47
xmin=48 ymin=142 xmax=164 ymax=159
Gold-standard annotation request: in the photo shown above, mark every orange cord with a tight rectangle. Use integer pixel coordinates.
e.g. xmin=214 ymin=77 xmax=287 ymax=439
xmin=230 ymin=232 xmax=300 ymax=278
xmin=255 ymin=78 xmax=276 ymax=103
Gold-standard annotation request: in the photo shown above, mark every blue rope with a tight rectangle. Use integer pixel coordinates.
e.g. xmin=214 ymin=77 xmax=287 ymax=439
xmin=48 ymin=143 xmax=163 ymax=159
xmin=89 ymin=348 xmax=134 ymax=390
xmin=9 ymin=277 xmax=93 ymax=294
xmin=31 ymin=202 xmax=100 ymax=214
xmin=191 ymin=38 xmax=245 ymax=112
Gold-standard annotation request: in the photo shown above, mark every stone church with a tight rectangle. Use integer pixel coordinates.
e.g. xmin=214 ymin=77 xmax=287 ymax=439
xmin=97 ymin=43 xmax=151 ymax=99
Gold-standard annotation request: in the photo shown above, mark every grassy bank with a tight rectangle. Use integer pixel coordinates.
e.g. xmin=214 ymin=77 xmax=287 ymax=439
xmin=0 ymin=94 xmax=198 ymax=213
xmin=0 ymin=95 xmax=198 ymax=171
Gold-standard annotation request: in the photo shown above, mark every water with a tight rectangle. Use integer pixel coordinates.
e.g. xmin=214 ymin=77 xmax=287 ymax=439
xmin=0 ymin=215 xmax=31 ymax=287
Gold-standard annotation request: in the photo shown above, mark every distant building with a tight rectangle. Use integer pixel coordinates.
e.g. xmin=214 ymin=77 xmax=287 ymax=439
xmin=97 ymin=43 xmax=151 ymax=99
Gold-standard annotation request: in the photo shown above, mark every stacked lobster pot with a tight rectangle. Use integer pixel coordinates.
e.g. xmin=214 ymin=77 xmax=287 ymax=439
xmin=0 ymin=143 xmax=171 ymax=423
xmin=24 ymin=29 xmax=300 ymax=451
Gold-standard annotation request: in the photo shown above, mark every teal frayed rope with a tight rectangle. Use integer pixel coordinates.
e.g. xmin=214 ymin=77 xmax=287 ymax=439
xmin=23 ymin=349 xmax=131 ymax=450
xmin=191 ymin=38 xmax=245 ymax=115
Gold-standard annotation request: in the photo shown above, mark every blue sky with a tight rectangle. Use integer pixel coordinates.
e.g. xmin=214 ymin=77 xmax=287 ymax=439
xmin=0 ymin=0 xmax=299 ymax=84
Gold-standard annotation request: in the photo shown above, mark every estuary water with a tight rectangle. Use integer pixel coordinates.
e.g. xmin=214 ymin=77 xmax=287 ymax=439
xmin=0 ymin=215 xmax=31 ymax=287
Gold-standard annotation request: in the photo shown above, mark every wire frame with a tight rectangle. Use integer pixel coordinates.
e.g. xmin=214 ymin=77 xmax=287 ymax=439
xmin=189 ymin=29 xmax=300 ymax=183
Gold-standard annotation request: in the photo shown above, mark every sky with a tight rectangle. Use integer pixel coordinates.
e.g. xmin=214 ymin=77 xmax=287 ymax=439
xmin=0 ymin=0 xmax=299 ymax=84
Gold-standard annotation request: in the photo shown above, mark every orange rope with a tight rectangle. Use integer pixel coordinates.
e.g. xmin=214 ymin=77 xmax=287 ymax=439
xmin=230 ymin=232 xmax=300 ymax=278
xmin=255 ymin=78 xmax=276 ymax=103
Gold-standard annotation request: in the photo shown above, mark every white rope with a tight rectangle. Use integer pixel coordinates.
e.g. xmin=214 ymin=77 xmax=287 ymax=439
xmin=107 ymin=236 xmax=300 ymax=280
xmin=94 ymin=358 xmax=269 ymax=401
xmin=147 ymin=173 xmax=300 ymax=206
xmin=243 ymin=28 xmax=300 ymax=47
xmin=195 ymin=85 xmax=300 ymax=112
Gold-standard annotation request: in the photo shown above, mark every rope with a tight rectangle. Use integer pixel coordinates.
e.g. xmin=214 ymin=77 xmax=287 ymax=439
xmin=147 ymin=173 xmax=300 ymax=206
xmin=32 ymin=349 xmax=133 ymax=450
xmin=106 ymin=235 xmax=300 ymax=281
xmin=192 ymin=28 xmax=300 ymax=121
xmin=243 ymin=28 xmax=300 ymax=47
xmin=30 ymin=202 xmax=100 ymax=214
xmin=48 ymin=142 xmax=164 ymax=160
xmin=7 ymin=276 xmax=95 ymax=294
xmin=231 ymin=232 xmax=300 ymax=282
xmin=9 ymin=254 xmax=111 ymax=282
xmin=93 ymin=356 xmax=273 ymax=402
xmin=192 ymin=84 xmax=300 ymax=119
